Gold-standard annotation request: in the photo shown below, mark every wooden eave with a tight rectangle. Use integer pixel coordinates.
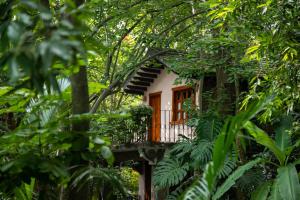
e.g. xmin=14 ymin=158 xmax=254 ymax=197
xmin=123 ymin=63 xmax=164 ymax=95
xmin=123 ymin=48 xmax=183 ymax=95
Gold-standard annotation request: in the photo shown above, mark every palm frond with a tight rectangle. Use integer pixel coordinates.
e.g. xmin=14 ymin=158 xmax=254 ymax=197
xmin=71 ymin=166 xmax=127 ymax=198
xmin=169 ymin=139 xmax=193 ymax=159
xmin=153 ymin=157 xmax=189 ymax=189
xmin=183 ymin=97 xmax=271 ymax=199
xmin=195 ymin=114 xmax=223 ymax=141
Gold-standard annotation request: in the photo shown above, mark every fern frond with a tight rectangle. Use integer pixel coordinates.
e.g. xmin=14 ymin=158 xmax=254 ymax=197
xmin=212 ymin=158 xmax=262 ymax=200
xmin=236 ymin=168 xmax=265 ymax=195
xmin=166 ymin=176 xmax=196 ymax=200
xmin=71 ymin=166 xmax=126 ymax=197
xmin=153 ymin=158 xmax=189 ymax=189
xmin=184 ymin=176 xmax=210 ymax=200
xmin=218 ymin=158 xmax=237 ymax=179
xmin=218 ymin=149 xmax=238 ymax=179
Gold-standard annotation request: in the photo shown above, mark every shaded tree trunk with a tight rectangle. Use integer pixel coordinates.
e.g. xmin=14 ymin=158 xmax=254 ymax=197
xmin=71 ymin=66 xmax=90 ymax=132
xmin=216 ymin=67 xmax=226 ymax=113
xmin=68 ymin=0 xmax=90 ymax=199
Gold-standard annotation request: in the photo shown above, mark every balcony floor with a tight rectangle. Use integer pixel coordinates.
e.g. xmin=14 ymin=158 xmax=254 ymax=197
xmin=112 ymin=142 xmax=174 ymax=163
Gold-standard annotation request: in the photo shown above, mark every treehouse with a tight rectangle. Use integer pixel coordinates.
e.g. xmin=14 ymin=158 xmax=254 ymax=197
xmin=113 ymin=49 xmax=239 ymax=200
xmin=125 ymin=64 xmax=199 ymax=144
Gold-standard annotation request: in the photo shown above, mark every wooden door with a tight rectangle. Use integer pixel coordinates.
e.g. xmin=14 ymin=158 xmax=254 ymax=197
xmin=149 ymin=92 xmax=161 ymax=142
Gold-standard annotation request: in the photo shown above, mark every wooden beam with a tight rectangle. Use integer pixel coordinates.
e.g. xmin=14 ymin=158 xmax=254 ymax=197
xmin=130 ymin=80 xmax=151 ymax=87
xmin=124 ymin=89 xmax=144 ymax=95
xmin=148 ymin=63 xmax=164 ymax=69
xmin=127 ymin=85 xmax=147 ymax=91
xmin=137 ymin=72 xmax=157 ymax=78
xmin=133 ymin=76 xmax=154 ymax=83
xmin=140 ymin=67 xmax=161 ymax=74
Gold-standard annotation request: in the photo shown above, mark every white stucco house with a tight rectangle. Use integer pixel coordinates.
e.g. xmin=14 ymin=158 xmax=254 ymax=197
xmin=121 ymin=50 xmax=201 ymax=199
xmin=120 ymin=49 xmax=227 ymax=200
xmin=124 ymin=55 xmax=200 ymax=144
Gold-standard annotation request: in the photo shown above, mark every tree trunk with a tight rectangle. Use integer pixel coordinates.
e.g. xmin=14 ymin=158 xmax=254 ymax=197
xmin=198 ymin=78 xmax=204 ymax=113
xmin=234 ymin=74 xmax=246 ymax=163
xmin=68 ymin=66 xmax=90 ymax=200
xmin=71 ymin=66 xmax=90 ymax=132
xmin=216 ymin=67 xmax=226 ymax=113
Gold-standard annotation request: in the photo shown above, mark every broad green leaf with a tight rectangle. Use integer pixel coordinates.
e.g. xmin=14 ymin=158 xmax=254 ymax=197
xmin=153 ymin=158 xmax=189 ymax=189
xmin=8 ymin=57 xmax=20 ymax=83
xmin=49 ymin=41 xmax=71 ymax=61
xmin=196 ymin=96 xmax=271 ymax=196
xmin=251 ymin=181 xmax=272 ymax=200
xmin=7 ymin=22 xmax=22 ymax=43
xmin=269 ymin=180 xmax=283 ymax=200
xmin=244 ymin=121 xmax=285 ymax=165
xmin=93 ymin=137 xmax=105 ymax=145
xmin=277 ymin=165 xmax=300 ymax=200
xmin=101 ymin=146 xmax=114 ymax=165
xmin=88 ymin=82 xmax=107 ymax=94
xmin=213 ymin=158 xmax=262 ymax=200
xmin=275 ymin=115 xmax=292 ymax=152
xmin=0 ymin=86 xmax=12 ymax=96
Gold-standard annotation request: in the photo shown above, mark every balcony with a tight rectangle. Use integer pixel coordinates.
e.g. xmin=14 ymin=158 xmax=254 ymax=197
xmin=106 ymin=109 xmax=195 ymax=146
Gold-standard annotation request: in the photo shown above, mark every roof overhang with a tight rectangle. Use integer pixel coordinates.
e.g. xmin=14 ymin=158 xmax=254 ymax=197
xmin=124 ymin=60 xmax=165 ymax=95
xmin=123 ymin=48 xmax=184 ymax=95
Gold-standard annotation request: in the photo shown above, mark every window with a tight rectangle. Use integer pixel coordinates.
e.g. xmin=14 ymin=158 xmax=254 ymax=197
xmin=172 ymin=86 xmax=194 ymax=123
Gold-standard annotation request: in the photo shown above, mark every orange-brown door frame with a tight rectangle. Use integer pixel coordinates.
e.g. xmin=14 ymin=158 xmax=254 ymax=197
xmin=149 ymin=92 xmax=161 ymax=142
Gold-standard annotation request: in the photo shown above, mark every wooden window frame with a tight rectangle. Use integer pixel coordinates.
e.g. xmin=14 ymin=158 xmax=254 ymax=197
xmin=171 ymin=86 xmax=195 ymax=124
xmin=149 ymin=91 xmax=162 ymax=97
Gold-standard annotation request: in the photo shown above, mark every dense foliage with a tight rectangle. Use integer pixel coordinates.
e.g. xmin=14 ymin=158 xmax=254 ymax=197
xmin=0 ymin=0 xmax=299 ymax=199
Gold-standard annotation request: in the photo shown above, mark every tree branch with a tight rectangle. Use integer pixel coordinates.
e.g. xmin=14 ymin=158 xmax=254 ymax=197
xmin=102 ymin=15 xmax=146 ymax=83
xmin=90 ymin=49 xmax=171 ymax=113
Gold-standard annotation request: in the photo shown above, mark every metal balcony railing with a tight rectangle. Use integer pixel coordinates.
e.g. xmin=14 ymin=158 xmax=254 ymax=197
xmin=111 ymin=110 xmax=195 ymax=145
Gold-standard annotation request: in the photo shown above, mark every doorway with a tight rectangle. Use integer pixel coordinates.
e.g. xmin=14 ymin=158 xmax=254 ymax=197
xmin=149 ymin=92 xmax=161 ymax=142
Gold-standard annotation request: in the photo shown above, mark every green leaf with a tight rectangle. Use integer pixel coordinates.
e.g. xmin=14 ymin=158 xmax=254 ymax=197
xmin=201 ymin=95 xmax=272 ymax=194
xmin=88 ymin=82 xmax=107 ymax=94
xmin=7 ymin=22 xmax=22 ymax=43
xmin=277 ymin=165 xmax=300 ymax=200
xmin=101 ymin=146 xmax=114 ymax=165
xmin=49 ymin=41 xmax=71 ymax=61
xmin=93 ymin=137 xmax=105 ymax=145
xmin=244 ymin=121 xmax=285 ymax=165
xmin=269 ymin=180 xmax=283 ymax=200
xmin=8 ymin=57 xmax=20 ymax=83
xmin=153 ymin=158 xmax=189 ymax=189
xmin=212 ymin=158 xmax=262 ymax=200
xmin=275 ymin=115 xmax=292 ymax=152
xmin=1 ymin=161 xmax=14 ymax=172
xmin=0 ymin=86 xmax=12 ymax=96
xmin=246 ymin=44 xmax=260 ymax=55
xmin=251 ymin=181 xmax=272 ymax=200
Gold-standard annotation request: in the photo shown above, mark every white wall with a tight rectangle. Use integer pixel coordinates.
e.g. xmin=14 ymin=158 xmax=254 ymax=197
xmin=143 ymin=69 xmax=198 ymax=142
xmin=144 ymin=69 xmax=183 ymax=109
